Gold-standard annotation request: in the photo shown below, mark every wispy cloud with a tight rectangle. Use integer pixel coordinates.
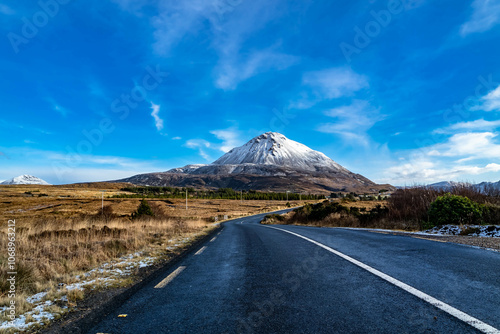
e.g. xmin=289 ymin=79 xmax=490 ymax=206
xmin=210 ymin=127 xmax=243 ymax=152
xmin=150 ymin=102 xmax=164 ymax=131
xmin=460 ymin=0 xmax=500 ymax=36
xmin=150 ymin=0 xmax=289 ymax=90
xmin=434 ymin=118 xmax=500 ymax=133
xmin=172 ymin=136 xmax=182 ymax=140
xmin=185 ymin=127 xmax=244 ymax=160
xmin=383 ymin=131 xmax=500 ymax=184
xmin=302 ymin=67 xmax=368 ymax=100
xmin=151 ymin=0 xmax=232 ymax=56
xmin=385 ymin=156 xmax=500 ymax=184
xmin=215 ymin=49 xmax=298 ymax=90
xmin=427 ymin=132 xmax=500 ymax=159
xmin=474 ymin=84 xmax=500 ymax=111
xmin=317 ymin=100 xmax=381 ymax=147
xmin=185 ymin=139 xmax=212 ymax=160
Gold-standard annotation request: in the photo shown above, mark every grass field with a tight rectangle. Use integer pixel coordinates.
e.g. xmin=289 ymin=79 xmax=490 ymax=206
xmin=0 ymin=183 xmax=320 ymax=331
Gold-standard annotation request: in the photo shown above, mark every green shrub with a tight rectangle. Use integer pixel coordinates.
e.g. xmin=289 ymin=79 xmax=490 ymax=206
xmin=428 ymin=194 xmax=483 ymax=227
xmin=131 ymin=199 xmax=154 ymax=220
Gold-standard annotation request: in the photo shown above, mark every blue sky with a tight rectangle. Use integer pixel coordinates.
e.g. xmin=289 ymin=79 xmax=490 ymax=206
xmin=1 ymin=0 xmax=500 ymax=185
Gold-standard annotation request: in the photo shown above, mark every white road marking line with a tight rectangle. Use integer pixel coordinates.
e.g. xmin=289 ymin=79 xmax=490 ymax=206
xmin=154 ymin=266 xmax=186 ymax=289
xmin=263 ymin=225 xmax=500 ymax=334
xmin=195 ymin=246 xmax=207 ymax=255
xmin=210 ymin=236 xmax=217 ymax=242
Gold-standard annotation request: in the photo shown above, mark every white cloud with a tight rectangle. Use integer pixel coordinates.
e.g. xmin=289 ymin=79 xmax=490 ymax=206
xmin=151 ymin=1 xmax=212 ymax=55
xmin=185 ymin=139 xmax=211 ymax=160
xmin=302 ymin=67 xmax=368 ymax=100
xmin=150 ymin=0 xmax=292 ymax=89
xmin=185 ymin=127 xmax=244 ymax=160
xmin=460 ymin=0 xmax=500 ymax=36
xmin=428 ymin=132 xmax=500 ymax=159
xmin=210 ymin=127 xmax=243 ymax=152
xmin=385 ymin=156 xmax=500 ymax=184
xmin=317 ymin=100 xmax=382 ymax=147
xmin=475 ymin=84 xmax=500 ymax=111
xmin=382 ymin=131 xmax=500 ymax=184
xmin=215 ymin=49 xmax=298 ymax=90
xmin=150 ymin=102 xmax=164 ymax=131
xmin=434 ymin=118 xmax=500 ymax=133
xmin=172 ymin=136 xmax=182 ymax=140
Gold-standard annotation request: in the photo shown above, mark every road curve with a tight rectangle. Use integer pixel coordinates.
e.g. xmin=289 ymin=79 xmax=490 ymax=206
xmin=89 ymin=211 xmax=500 ymax=334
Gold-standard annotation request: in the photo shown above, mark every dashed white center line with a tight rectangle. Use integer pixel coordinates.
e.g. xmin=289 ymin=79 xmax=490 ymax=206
xmin=154 ymin=266 xmax=186 ymax=289
xmin=210 ymin=236 xmax=217 ymax=242
xmin=263 ymin=225 xmax=500 ymax=334
xmin=195 ymin=246 xmax=207 ymax=255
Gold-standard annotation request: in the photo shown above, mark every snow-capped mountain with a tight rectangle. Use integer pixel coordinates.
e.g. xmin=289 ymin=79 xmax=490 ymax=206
xmin=1 ymin=175 xmax=51 ymax=185
xmin=118 ymin=132 xmax=393 ymax=193
xmin=212 ymin=132 xmax=348 ymax=172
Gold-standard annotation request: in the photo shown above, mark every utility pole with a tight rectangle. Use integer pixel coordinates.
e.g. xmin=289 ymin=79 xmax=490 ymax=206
xmin=241 ymin=190 xmax=243 ymax=204
xmin=286 ymin=190 xmax=289 ymax=202
xmin=185 ymin=189 xmax=188 ymax=210
xmin=101 ymin=191 xmax=104 ymax=213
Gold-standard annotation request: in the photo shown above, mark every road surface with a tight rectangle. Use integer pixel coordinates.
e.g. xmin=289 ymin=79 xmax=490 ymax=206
xmin=89 ymin=211 xmax=500 ymax=333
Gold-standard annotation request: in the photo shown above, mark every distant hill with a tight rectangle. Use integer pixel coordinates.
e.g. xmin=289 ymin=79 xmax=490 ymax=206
xmin=116 ymin=132 xmax=393 ymax=194
xmin=428 ymin=180 xmax=500 ymax=193
xmin=1 ymin=175 xmax=51 ymax=185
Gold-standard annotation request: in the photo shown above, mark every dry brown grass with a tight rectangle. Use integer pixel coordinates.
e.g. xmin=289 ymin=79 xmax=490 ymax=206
xmin=0 ymin=183 xmax=319 ymax=328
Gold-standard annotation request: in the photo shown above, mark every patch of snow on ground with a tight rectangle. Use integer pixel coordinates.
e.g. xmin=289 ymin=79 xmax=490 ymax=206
xmin=26 ymin=292 xmax=48 ymax=304
xmin=340 ymin=225 xmax=500 ymax=238
xmin=423 ymin=225 xmax=500 ymax=237
xmin=0 ymin=301 xmax=60 ymax=331
xmin=0 ymin=250 xmax=159 ymax=331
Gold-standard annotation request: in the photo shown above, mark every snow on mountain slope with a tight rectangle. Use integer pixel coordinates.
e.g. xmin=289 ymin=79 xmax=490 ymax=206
xmin=116 ymin=132 xmax=393 ymax=193
xmin=1 ymin=175 xmax=51 ymax=185
xmin=427 ymin=181 xmax=464 ymax=190
xmin=212 ymin=132 xmax=347 ymax=172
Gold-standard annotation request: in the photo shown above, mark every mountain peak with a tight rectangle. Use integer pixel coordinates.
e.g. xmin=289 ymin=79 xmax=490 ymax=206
xmin=1 ymin=175 xmax=51 ymax=185
xmin=212 ymin=132 xmax=347 ymax=172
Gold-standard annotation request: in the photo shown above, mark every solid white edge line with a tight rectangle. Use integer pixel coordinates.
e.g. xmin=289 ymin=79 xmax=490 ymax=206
xmin=195 ymin=246 xmax=207 ymax=255
xmin=263 ymin=225 xmax=500 ymax=334
xmin=154 ymin=266 xmax=186 ymax=289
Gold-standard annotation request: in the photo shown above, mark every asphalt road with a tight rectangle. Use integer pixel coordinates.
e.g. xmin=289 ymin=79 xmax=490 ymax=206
xmin=89 ymin=210 xmax=500 ymax=334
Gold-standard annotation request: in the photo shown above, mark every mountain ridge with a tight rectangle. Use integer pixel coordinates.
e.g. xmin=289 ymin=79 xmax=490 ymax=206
xmin=117 ymin=132 xmax=393 ymax=193
xmin=1 ymin=175 xmax=51 ymax=185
